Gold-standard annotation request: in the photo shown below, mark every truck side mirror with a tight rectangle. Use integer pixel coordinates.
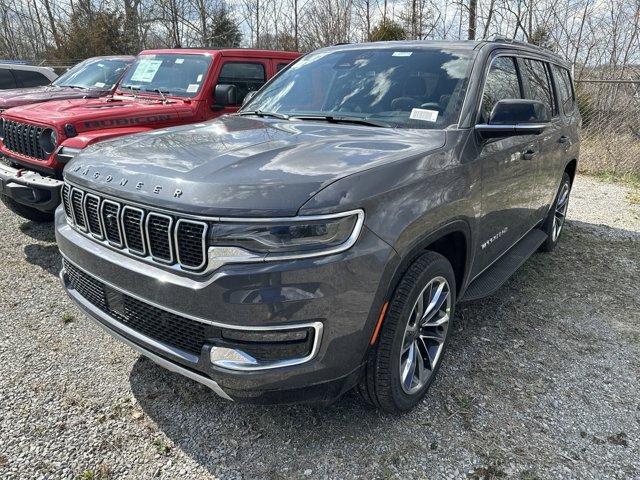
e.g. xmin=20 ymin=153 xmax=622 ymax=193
xmin=475 ymin=99 xmax=550 ymax=140
xmin=214 ymin=84 xmax=237 ymax=107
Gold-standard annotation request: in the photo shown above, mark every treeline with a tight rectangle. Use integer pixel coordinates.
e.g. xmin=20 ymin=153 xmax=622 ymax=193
xmin=1 ymin=0 xmax=638 ymax=78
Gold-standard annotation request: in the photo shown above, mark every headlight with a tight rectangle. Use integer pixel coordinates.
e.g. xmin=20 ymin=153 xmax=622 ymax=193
xmin=208 ymin=210 xmax=364 ymax=259
xmin=39 ymin=128 xmax=59 ymax=154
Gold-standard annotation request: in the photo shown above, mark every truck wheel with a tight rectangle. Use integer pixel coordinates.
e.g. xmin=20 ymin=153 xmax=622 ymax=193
xmin=359 ymin=251 xmax=456 ymax=413
xmin=539 ymin=172 xmax=572 ymax=253
xmin=0 ymin=195 xmax=54 ymax=223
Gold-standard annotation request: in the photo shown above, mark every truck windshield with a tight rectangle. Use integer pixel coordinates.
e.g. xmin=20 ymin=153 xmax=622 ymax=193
xmin=53 ymin=58 xmax=132 ymax=90
xmin=244 ymin=47 xmax=474 ymax=129
xmin=118 ymin=54 xmax=212 ymax=98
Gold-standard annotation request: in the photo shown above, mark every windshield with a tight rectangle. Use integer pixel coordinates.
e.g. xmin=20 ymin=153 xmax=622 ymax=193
xmin=53 ymin=58 xmax=132 ymax=90
xmin=245 ymin=47 xmax=474 ymax=129
xmin=118 ymin=54 xmax=212 ymax=98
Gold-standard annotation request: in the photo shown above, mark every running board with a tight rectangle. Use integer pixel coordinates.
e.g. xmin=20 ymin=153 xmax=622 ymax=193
xmin=461 ymin=229 xmax=547 ymax=302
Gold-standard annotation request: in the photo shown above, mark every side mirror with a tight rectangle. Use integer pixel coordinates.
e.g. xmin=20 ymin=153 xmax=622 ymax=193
xmin=214 ymin=84 xmax=237 ymax=107
xmin=475 ymin=99 xmax=550 ymax=140
xmin=242 ymin=90 xmax=257 ymax=107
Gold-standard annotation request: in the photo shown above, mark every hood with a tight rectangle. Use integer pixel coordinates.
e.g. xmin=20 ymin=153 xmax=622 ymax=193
xmin=0 ymin=86 xmax=105 ymax=110
xmin=4 ymin=96 xmax=182 ymax=132
xmin=65 ymin=115 xmax=446 ymax=217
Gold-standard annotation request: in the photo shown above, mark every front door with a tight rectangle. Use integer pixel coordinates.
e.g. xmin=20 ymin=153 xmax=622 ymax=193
xmin=474 ymin=55 xmax=540 ymax=275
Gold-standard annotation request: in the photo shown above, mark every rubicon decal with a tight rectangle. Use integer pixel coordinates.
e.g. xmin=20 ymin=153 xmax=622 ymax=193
xmin=83 ymin=114 xmax=174 ymax=129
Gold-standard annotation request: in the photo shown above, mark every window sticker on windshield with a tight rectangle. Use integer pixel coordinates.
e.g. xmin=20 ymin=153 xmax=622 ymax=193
xmin=130 ymin=60 xmax=163 ymax=83
xmin=392 ymin=51 xmax=412 ymax=57
xmin=410 ymin=108 xmax=438 ymax=122
xmin=94 ymin=82 xmax=105 ymax=88
xmin=197 ymin=74 xmax=203 ymax=82
xmin=175 ymin=58 xmax=184 ymax=64
xmin=186 ymin=84 xmax=200 ymax=93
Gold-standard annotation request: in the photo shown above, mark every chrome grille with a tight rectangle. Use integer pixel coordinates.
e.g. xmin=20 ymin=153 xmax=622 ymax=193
xmin=64 ymin=183 xmax=208 ymax=271
xmin=3 ymin=120 xmax=47 ymax=159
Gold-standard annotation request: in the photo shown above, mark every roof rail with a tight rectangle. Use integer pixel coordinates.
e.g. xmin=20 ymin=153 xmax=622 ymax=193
xmin=483 ymin=35 xmax=563 ymax=59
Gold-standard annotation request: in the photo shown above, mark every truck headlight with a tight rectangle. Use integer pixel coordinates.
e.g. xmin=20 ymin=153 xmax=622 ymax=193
xmin=208 ymin=210 xmax=364 ymax=258
xmin=39 ymin=128 xmax=58 ymax=154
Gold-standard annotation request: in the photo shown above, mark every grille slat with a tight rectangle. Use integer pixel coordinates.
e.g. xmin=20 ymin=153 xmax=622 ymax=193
xmin=146 ymin=213 xmax=173 ymax=262
xmin=63 ymin=184 xmax=208 ymax=271
xmin=70 ymin=188 xmax=87 ymax=230
xmin=3 ymin=120 xmax=46 ymax=160
xmin=122 ymin=206 xmax=146 ymax=255
xmin=84 ymin=195 xmax=102 ymax=238
xmin=64 ymin=259 xmax=208 ymax=356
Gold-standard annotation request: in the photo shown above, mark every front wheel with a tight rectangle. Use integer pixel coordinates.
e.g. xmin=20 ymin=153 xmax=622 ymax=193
xmin=0 ymin=195 xmax=54 ymax=222
xmin=539 ymin=172 xmax=572 ymax=252
xmin=359 ymin=251 xmax=456 ymax=413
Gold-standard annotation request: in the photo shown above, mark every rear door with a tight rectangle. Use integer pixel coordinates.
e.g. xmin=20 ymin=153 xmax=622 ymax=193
xmin=474 ymin=54 xmax=540 ymax=273
xmin=213 ymin=58 xmax=268 ymax=116
xmin=519 ymin=57 xmax=564 ymax=221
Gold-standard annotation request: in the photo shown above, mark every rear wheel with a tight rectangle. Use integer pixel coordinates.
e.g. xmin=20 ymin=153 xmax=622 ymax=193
xmin=539 ymin=172 xmax=572 ymax=252
xmin=359 ymin=251 xmax=456 ymax=413
xmin=0 ymin=195 xmax=54 ymax=222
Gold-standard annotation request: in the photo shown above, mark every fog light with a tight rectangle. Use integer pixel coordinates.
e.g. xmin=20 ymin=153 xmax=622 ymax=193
xmin=209 ymin=324 xmax=320 ymax=371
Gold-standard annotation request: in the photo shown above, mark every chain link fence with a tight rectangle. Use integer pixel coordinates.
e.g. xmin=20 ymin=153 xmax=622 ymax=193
xmin=575 ymin=79 xmax=640 ymax=176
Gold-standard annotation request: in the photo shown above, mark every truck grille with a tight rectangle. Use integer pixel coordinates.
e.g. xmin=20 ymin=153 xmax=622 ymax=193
xmin=64 ymin=259 xmax=209 ymax=356
xmin=63 ymin=183 xmax=208 ymax=271
xmin=2 ymin=120 xmax=47 ymax=160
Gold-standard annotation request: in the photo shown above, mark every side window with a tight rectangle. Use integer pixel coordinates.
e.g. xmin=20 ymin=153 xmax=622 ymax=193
xmin=276 ymin=63 xmax=289 ymax=72
xmin=0 ymin=69 xmax=17 ymax=89
xmin=521 ymin=59 xmax=555 ymax=116
xmin=552 ymin=65 xmax=575 ymax=113
xmin=217 ymin=62 xmax=266 ymax=105
xmin=480 ymin=57 xmax=522 ymax=123
xmin=13 ymin=69 xmax=51 ymax=87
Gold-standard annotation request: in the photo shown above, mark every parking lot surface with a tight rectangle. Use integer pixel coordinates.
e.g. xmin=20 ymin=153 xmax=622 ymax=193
xmin=0 ymin=174 xmax=638 ymax=479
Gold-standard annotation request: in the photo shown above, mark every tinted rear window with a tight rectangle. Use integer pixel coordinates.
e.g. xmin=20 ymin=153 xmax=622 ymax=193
xmin=218 ymin=62 xmax=266 ymax=105
xmin=0 ymin=69 xmax=16 ymax=89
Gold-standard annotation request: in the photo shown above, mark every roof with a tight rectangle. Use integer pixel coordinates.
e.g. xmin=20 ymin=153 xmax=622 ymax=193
xmin=138 ymin=48 xmax=300 ymax=59
xmin=0 ymin=63 xmax=58 ymax=81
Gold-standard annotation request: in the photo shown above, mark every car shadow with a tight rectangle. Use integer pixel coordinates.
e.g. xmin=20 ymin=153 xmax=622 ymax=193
xmin=23 ymin=243 xmax=61 ymax=277
xmin=19 ymin=220 xmax=56 ymax=242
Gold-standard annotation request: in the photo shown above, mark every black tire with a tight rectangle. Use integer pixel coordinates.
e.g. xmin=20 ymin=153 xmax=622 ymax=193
xmin=539 ymin=172 xmax=572 ymax=253
xmin=358 ymin=251 xmax=456 ymax=413
xmin=0 ymin=194 xmax=54 ymax=222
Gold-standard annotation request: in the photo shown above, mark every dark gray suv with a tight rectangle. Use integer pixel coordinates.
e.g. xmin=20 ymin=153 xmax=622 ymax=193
xmin=56 ymin=39 xmax=580 ymax=412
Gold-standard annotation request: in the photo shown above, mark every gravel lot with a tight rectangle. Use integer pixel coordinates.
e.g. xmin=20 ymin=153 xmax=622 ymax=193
xmin=0 ymin=174 xmax=638 ymax=480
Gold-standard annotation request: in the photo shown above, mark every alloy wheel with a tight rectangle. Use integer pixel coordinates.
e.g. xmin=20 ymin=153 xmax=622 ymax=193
xmin=399 ymin=276 xmax=451 ymax=394
xmin=552 ymin=182 xmax=570 ymax=241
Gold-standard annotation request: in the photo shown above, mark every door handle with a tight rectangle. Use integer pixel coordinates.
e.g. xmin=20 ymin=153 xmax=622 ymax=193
xmin=522 ymin=149 xmax=536 ymax=160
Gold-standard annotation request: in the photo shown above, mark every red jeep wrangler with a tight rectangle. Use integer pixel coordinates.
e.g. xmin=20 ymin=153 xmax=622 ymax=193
xmin=0 ymin=48 xmax=299 ymax=221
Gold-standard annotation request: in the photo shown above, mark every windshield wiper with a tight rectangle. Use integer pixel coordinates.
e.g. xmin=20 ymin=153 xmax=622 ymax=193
xmin=237 ymin=110 xmax=290 ymax=120
xmin=149 ymin=88 xmax=169 ymax=102
xmin=119 ymin=85 xmax=141 ymax=98
xmin=291 ymin=114 xmax=390 ymax=128
xmin=65 ymin=85 xmax=88 ymax=90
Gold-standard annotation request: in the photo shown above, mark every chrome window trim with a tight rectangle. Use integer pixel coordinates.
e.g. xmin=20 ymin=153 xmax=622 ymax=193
xmin=83 ymin=193 xmax=104 ymax=240
xmin=61 ymin=256 xmax=323 ymax=372
xmin=121 ymin=205 xmax=146 ymax=256
xmin=100 ymin=199 xmax=124 ymax=248
xmin=174 ymin=219 xmax=208 ymax=270
xmin=145 ymin=212 xmax=174 ymax=264
xmin=70 ymin=187 xmax=87 ymax=232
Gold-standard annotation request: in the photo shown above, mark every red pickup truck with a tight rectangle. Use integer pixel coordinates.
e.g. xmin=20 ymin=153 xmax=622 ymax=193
xmin=0 ymin=48 xmax=299 ymax=221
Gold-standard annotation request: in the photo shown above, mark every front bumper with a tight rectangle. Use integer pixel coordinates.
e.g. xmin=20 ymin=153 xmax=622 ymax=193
xmin=56 ymin=207 xmax=398 ymax=404
xmin=0 ymin=159 xmax=62 ymax=212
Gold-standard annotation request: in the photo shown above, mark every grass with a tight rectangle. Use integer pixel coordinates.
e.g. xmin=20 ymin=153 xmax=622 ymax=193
xmin=61 ymin=313 xmax=75 ymax=324
xmin=585 ymin=170 xmax=640 ymax=189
